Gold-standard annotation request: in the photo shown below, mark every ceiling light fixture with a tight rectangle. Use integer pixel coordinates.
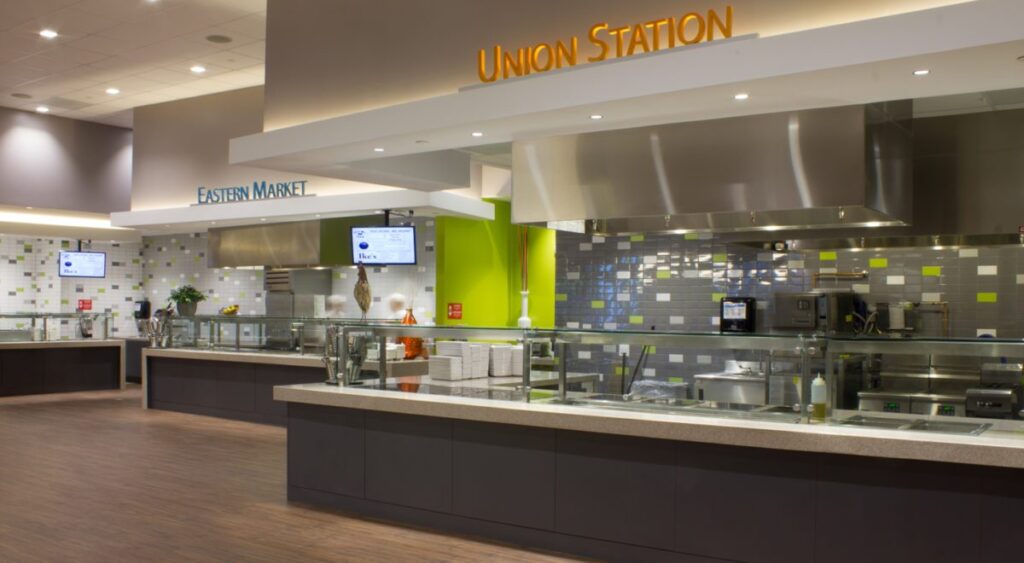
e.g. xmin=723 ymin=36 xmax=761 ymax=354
xmin=39 ymin=29 xmax=58 ymax=39
xmin=35 ymin=106 xmax=49 ymax=113
xmin=471 ymin=131 xmax=483 ymax=137
xmin=734 ymin=93 xmax=750 ymax=101
xmin=105 ymin=87 xmax=120 ymax=95
xmin=590 ymin=114 xmax=603 ymax=120
xmin=373 ymin=147 xmax=384 ymax=152
xmin=190 ymin=65 xmax=206 ymax=74
xmin=913 ymin=69 xmax=930 ymax=76
xmin=259 ymin=218 xmax=267 ymax=222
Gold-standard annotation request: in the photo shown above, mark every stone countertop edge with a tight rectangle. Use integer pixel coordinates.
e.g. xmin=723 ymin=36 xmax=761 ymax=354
xmin=143 ymin=347 xmax=323 ymax=368
xmin=273 ymin=383 xmax=1024 ymax=470
xmin=0 ymin=339 xmax=125 ymax=350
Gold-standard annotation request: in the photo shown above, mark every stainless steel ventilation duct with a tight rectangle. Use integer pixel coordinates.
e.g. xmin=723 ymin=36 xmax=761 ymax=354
xmin=511 ymin=102 xmax=912 ymax=235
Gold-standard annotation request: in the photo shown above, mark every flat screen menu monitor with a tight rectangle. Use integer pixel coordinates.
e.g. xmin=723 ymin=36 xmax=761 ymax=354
xmin=351 ymin=226 xmax=417 ymax=265
xmin=58 ymin=251 xmax=107 ymax=278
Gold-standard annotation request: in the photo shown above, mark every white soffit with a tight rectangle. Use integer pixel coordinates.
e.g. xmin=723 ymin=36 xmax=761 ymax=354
xmin=0 ymin=205 xmax=140 ymax=242
xmin=229 ymin=0 xmax=1024 ymax=177
xmin=109 ymin=190 xmax=494 ymax=233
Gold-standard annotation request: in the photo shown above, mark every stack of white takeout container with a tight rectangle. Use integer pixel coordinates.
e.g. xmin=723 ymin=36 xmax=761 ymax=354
xmin=428 ymin=355 xmax=463 ymax=381
xmin=511 ymin=344 xmax=524 ymax=377
xmin=489 ymin=345 xmax=514 ymax=377
xmin=469 ymin=343 xmax=490 ymax=378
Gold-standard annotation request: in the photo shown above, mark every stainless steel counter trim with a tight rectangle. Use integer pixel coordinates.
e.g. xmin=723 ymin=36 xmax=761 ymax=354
xmin=274 ymin=384 xmax=1024 ymax=470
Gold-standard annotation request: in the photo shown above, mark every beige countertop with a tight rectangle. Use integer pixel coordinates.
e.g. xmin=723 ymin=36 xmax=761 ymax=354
xmin=142 ymin=347 xmax=324 ymax=368
xmin=274 ymin=383 xmax=1024 ymax=470
xmin=0 ymin=339 xmax=125 ymax=350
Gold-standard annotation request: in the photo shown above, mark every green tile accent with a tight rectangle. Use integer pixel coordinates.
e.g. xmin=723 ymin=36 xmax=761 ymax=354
xmin=16 ymin=256 xmax=24 ymax=262
xmin=711 ymin=292 xmax=726 ymax=303
xmin=529 ymin=389 xmax=555 ymax=400
xmin=977 ymin=292 xmax=998 ymax=303
xmin=648 ymin=346 xmax=656 ymax=354
xmin=132 ymin=259 xmax=140 ymax=264
xmin=656 ymin=271 xmax=671 ymax=279
xmin=591 ymin=300 xmax=605 ymax=309
xmin=60 ymin=299 xmax=68 ymax=305
xmin=684 ymin=233 xmax=699 ymax=240
xmin=97 ymin=288 xmax=106 ymax=294
xmin=555 ymin=293 xmax=568 ymax=302
xmin=922 ymin=266 xmax=941 ymax=277
xmin=629 ymin=315 xmax=644 ymax=325
xmin=630 ymin=235 xmax=645 ymax=242
xmin=819 ymin=251 xmax=837 ymax=261
xmin=712 ymin=253 xmax=727 ymax=264
xmin=668 ymin=376 xmax=684 ymax=383
xmin=869 ymin=258 xmax=888 ymax=268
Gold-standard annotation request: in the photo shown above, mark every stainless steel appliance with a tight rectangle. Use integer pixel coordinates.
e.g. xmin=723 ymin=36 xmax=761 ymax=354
xmin=694 ymin=360 xmax=800 ymax=407
xmin=858 ymin=391 xmax=965 ymax=416
xmin=264 ymin=269 xmax=332 ymax=351
xmin=965 ymin=363 xmax=1023 ymax=419
xmin=773 ymin=291 xmax=862 ymax=333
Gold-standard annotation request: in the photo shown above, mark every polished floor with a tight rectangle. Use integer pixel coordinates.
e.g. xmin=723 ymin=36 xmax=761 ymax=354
xmin=0 ymin=386 xmax=582 ymax=562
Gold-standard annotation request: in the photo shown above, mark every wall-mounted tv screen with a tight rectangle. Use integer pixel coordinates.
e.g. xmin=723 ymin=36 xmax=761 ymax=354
xmin=351 ymin=226 xmax=417 ymax=265
xmin=58 ymin=251 xmax=107 ymax=278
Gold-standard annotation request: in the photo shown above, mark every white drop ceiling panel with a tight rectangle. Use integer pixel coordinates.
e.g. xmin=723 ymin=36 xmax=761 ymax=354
xmin=0 ymin=0 xmax=266 ymax=128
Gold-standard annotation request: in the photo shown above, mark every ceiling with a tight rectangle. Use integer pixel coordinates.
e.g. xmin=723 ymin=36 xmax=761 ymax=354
xmin=229 ymin=0 xmax=1024 ymax=186
xmin=0 ymin=0 xmax=266 ymax=128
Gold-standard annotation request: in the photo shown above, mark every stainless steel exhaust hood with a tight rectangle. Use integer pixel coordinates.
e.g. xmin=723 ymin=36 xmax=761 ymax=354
xmin=208 ymin=217 xmax=374 ymax=268
xmin=511 ymin=102 xmax=912 ymax=234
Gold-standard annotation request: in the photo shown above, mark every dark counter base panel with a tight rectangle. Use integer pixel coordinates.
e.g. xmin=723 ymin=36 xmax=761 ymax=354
xmin=287 ymin=402 xmax=1024 ymax=563
xmin=146 ymin=357 xmax=325 ymax=426
xmin=0 ymin=346 xmax=119 ymax=397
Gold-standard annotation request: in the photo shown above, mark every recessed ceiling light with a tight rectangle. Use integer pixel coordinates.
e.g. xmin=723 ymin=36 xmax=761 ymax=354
xmin=25 ymin=207 xmax=33 ymax=210
xmin=590 ymin=114 xmax=603 ymax=120
xmin=105 ymin=87 xmax=120 ymax=95
xmin=35 ymin=106 xmax=49 ymax=113
xmin=11 ymin=93 xmax=31 ymax=99
xmin=373 ymin=147 xmax=384 ymax=152
xmin=205 ymin=34 xmax=232 ymax=44
xmin=39 ymin=29 xmax=58 ymax=39
xmin=734 ymin=93 xmax=750 ymax=101
xmin=190 ymin=65 xmax=206 ymax=74
xmin=471 ymin=131 xmax=484 ymax=137
xmin=260 ymin=218 xmax=267 ymax=222
xmin=913 ymin=69 xmax=930 ymax=76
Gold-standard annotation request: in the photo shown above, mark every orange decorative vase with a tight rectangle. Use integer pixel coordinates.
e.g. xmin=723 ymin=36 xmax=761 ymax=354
xmin=400 ymin=308 xmax=424 ymax=359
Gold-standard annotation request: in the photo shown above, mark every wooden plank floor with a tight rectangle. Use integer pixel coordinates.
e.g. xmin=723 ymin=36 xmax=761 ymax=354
xmin=0 ymin=386 xmax=585 ymax=562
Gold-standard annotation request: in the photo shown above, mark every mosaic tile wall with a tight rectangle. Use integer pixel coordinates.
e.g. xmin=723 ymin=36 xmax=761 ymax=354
xmin=142 ymin=233 xmax=265 ymax=316
xmin=63 ymin=240 xmax=144 ymax=337
xmin=0 ymin=236 xmax=143 ymax=337
xmin=556 ymin=232 xmax=1024 ymax=391
xmin=329 ymin=218 xmax=437 ymax=323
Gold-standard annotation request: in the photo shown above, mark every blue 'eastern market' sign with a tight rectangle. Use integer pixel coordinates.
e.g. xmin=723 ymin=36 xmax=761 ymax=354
xmin=196 ymin=180 xmax=309 ymax=205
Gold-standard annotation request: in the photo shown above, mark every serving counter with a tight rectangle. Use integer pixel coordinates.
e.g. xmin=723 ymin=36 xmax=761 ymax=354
xmin=272 ymin=324 xmax=1024 ymax=563
xmin=0 ymin=339 xmax=125 ymax=396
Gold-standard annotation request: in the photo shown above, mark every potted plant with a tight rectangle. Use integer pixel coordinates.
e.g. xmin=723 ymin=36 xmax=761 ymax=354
xmin=169 ymin=285 xmax=206 ymax=317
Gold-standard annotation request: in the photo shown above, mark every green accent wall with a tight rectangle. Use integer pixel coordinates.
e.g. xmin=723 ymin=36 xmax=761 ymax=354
xmin=435 ymin=200 xmax=555 ymax=328
xmin=509 ymin=224 xmax=556 ymax=328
